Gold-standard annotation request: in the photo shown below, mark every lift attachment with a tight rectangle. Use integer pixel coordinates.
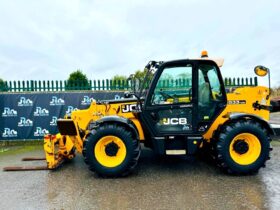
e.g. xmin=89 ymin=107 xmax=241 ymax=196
xmin=3 ymin=134 xmax=76 ymax=172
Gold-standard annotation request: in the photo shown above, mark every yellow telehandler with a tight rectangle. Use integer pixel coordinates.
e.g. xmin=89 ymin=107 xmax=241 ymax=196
xmin=4 ymin=51 xmax=274 ymax=177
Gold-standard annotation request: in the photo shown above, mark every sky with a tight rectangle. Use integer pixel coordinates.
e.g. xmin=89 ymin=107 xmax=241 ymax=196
xmin=0 ymin=0 xmax=279 ymax=86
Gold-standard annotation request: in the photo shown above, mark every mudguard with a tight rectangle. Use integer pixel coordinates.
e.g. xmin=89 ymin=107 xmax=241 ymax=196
xmin=228 ymin=113 xmax=275 ymax=135
xmin=90 ymin=115 xmax=139 ymax=139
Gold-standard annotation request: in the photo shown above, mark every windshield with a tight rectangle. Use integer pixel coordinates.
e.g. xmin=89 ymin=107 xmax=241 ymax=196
xmin=151 ymin=64 xmax=192 ymax=105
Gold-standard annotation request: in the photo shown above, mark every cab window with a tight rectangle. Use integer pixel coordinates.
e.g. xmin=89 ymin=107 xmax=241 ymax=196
xmin=198 ymin=64 xmax=224 ymax=103
xmin=198 ymin=64 xmax=226 ymax=121
xmin=207 ymin=68 xmax=223 ymax=99
xmin=151 ymin=64 xmax=192 ymax=105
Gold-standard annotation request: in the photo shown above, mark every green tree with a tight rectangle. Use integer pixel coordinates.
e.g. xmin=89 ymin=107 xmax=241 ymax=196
xmin=134 ymin=69 xmax=146 ymax=83
xmin=111 ymin=75 xmax=127 ymax=90
xmin=110 ymin=68 xmax=154 ymax=91
xmin=134 ymin=69 xmax=154 ymax=90
xmin=112 ymin=75 xmax=127 ymax=82
xmin=0 ymin=78 xmax=8 ymax=92
xmin=66 ymin=70 xmax=90 ymax=90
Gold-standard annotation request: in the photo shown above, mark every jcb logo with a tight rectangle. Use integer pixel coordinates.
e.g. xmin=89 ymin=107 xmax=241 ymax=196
xmin=162 ymin=118 xmax=188 ymax=125
xmin=122 ymin=104 xmax=138 ymax=113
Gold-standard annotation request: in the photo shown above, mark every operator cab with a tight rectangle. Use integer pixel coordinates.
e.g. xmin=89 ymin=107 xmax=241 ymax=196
xmin=139 ymin=53 xmax=227 ymax=154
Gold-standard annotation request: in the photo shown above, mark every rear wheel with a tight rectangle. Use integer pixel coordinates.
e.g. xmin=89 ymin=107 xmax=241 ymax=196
xmin=215 ymin=120 xmax=271 ymax=174
xmin=83 ymin=124 xmax=140 ymax=177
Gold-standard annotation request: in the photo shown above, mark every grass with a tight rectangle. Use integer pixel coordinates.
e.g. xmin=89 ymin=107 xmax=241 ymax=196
xmin=0 ymin=139 xmax=43 ymax=147
xmin=0 ymin=144 xmax=43 ymax=156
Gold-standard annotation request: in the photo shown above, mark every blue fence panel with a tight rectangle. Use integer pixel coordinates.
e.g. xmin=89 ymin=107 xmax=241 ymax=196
xmin=0 ymin=92 xmax=124 ymax=140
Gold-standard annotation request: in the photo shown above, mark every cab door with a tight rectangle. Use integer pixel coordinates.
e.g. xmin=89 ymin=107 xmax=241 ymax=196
xmin=141 ymin=61 xmax=198 ymax=136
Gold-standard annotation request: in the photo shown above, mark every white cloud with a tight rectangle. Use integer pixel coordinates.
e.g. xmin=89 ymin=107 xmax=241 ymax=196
xmin=0 ymin=0 xmax=279 ymax=86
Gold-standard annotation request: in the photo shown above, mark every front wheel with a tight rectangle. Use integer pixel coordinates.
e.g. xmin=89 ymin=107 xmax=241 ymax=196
xmin=83 ymin=124 xmax=140 ymax=177
xmin=215 ymin=120 xmax=271 ymax=174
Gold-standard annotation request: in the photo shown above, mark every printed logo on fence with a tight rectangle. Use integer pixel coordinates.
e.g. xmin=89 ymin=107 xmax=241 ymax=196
xmin=50 ymin=96 xmax=65 ymax=106
xmin=34 ymin=127 xmax=49 ymax=137
xmin=2 ymin=107 xmax=17 ymax=117
xmin=18 ymin=97 xmax=33 ymax=106
xmin=50 ymin=116 xmax=58 ymax=126
xmin=34 ymin=107 xmax=49 ymax=116
xmin=2 ymin=128 xmax=18 ymax=138
xmin=81 ymin=96 xmax=95 ymax=105
xmin=66 ymin=106 xmax=78 ymax=115
xmin=18 ymin=117 xmax=33 ymax=127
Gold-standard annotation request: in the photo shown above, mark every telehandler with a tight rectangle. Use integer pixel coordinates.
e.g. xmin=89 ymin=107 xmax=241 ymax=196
xmin=4 ymin=51 xmax=274 ymax=177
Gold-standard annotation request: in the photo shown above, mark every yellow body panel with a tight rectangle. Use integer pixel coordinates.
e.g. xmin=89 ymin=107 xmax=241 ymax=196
xmin=71 ymin=101 xmax=145 ymax=141
xmin=70 ymin=86 xmax=270 ymax=144
xmin=203 ymin=86 xmax=270 ymax=141
xmin=44 ymin=86 xmax=270 ymax=169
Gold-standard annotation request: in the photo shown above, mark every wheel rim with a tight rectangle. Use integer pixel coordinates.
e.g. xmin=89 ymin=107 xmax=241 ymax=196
xmin=94 ymin=135 xmax=127 ymax=168
xmin=229 ymin=133 xmax=261 ymax=165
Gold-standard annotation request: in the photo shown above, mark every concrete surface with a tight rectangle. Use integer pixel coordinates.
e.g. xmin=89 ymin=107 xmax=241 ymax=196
xmin=0 ymin=112 xmax=279 ymax=210
xmin=0 ymin=142 xmax=280 ymax=210
xmin=270 ymin=112 xmax=280 ymax=124
xmin=270 ymin=112 xmax=280 ymax=137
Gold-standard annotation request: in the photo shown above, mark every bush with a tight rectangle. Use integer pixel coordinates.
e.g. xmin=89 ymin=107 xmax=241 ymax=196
xmin=65 ymin=70 xmax=90 ymax=90
xmin=0 ymin=78 xmax=8 ymax=92
xmin=111 ymin=75 xmax=127 ymax=90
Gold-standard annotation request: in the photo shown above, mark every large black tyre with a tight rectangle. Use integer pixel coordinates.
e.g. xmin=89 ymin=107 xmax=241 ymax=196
xmin=83 ymin=124 xmax=140 ymax=177
xmin=215 ymin=120 xmax=271 ymax=175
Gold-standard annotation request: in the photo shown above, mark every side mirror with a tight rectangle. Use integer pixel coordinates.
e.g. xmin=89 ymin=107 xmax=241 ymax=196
xmin=254 ymin=65 xmax=271 ymax=99
xmin=254 ymin=65 xmax=269 ymax=77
